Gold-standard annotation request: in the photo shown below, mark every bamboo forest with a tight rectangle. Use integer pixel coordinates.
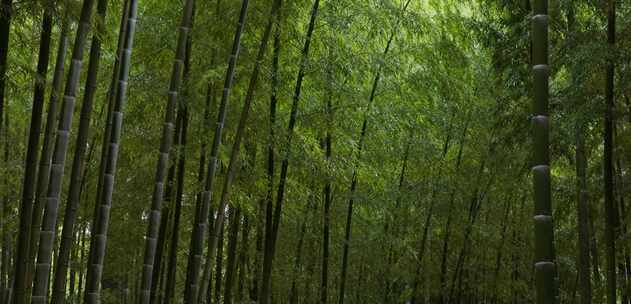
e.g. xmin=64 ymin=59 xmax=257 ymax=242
xmin=3 ymin=0 xmax=631 ymax=303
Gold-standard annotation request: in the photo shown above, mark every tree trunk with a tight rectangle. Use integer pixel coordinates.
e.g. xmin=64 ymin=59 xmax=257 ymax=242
xmin=160 ymin=3 xmax=195 ymax=300
xmin=93 ymin=0 xmax=130 ymax=246
xmin=337 ymin=2 xmax=412 ymax=301
xmin=49 ymin=0 xmax=109 ymax=301
xmin=163 ymin=15 xmax=187 ymax=301
xmin=492 ymin=195 xmax=515 ymax=303
xmin=189 ymin=1 xmax=220 ymax=302
xmin=410 ymin=113 xmax=460 ymax=303
xmin=156 ymin=108 xmax=182 ymax=303
xmin=2 ymin=106 xmax=11 ymax=302
xmin=383 ymin=141 xmax=410 ymax=303
xmin=223 ymin=208 xmax=241 ymax=304
xmin=252 ymin=27 xmax=279 ymax=294
xmin=153 ymin=107 xmax=183 ymax=302
xmin=12 ymin=9 xmax=53 ymax=304
xmin=67 ymin=230 xmax=79 ymax=302
xmin=150 ymin=202 xmax=170 ymax=304
xmin=260 ymin=1 xmax=320 ymax=302
xmin=237 ymin=215 xmax=249 ymax=303
xmin=455 ymin=168 xmax=497 ymax=303
xmin=576 ymin=121 xmax=592 ymax=304
xmin=603 ymin=0 xmax=617 ymax=303
xmin=320 ymin=72 xmax=333 ymax=304
xmin=183 ymin=1 xmax=249 ymax=301
xmin=28 ymin=12 xmax=69 ymax=291
xmin=0 ymin=0 xmax=13 ymax=146
xmin=448 ymin=151 xmax=496 ymax=303
xmin=77 ymin=227 xmax=86 ymax=300
xmin=214 ymin=221 xmax=225 ymax=304
xmin=289 ymin=195 xmax=312 ymax=304
xmin=138 ymin=0 xmax=195 ymax=301
xmin=164 ymin=106 xmax=190 ymax=304
xmin=258 ymin=10 xmax=282 ymax=304
xmin=194 ymin=83 xmax=217 ymax=304
xmin=437 ymin=120 xmax=469 ymax=304
xmin=205 ymin=0 xmax=282 ymax=300
xmin=83 ymin=1 xmax=138 ymax=301
xmin=531 ymin=0 xmax=559 ymax=302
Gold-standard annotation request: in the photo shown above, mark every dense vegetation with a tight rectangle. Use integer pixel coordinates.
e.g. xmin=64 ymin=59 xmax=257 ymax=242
xmin=1 ymin=0 xmax=631 ymax=303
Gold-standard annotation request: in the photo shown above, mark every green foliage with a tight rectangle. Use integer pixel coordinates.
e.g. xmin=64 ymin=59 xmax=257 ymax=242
xmin=4 ymin=0 xmax=631 ymax=303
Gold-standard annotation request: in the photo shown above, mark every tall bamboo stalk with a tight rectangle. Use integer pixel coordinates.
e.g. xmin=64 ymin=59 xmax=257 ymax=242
xmin=82 ymin=0 xmax=130 ymax=299
xmin=138 ymin=0 xmax=194 ymax=302
xmin=0 ymin=0 xmax=12 ymax=143
xmin=603 ymin=0 xmax=617 ymax=303
xmin=153 ymin=92 xmax=182 ymax=304
xmin=183 ymin=1 xmax=250 ymax=302
xmin=12 ymin=6 xmax=54 ymax=304
xmin=237 ymin=215 xmax=249 ymax=302
xmin=49 ymin=0 xmax=109 ymax=301
xmin=195 ymin=0 xmax=280 ymax=301
xmin=28 ymin=4 xmax=70 ymax=286
xmin=1 ymin=147 xmax=8 ymax=304
xmin=337 ymin=3 xmax=412 ymax=302
xmin=437 ymin=118 xmax=470 ymax=304
xmin=320 ymin=70 xmax=333 ymax=304
xmin=383 ymin=141 xmax=410 ymax=302
xmin=566 ymin=2 xmax=592 ymax=302
xmin=339 ymin=30 xmax=389 ymax=304
xmin=163 ymin=31 xmax=193 ymax=299
xmin=289 ymin=190 xmax=313 ymax=304
xmin=192 ymin=2 xmax=220 ymax=301
xmin=1 ymin=107 xmax=10 ymax=304
xmin=195 ymin=86 xmax=216 ymax=304
xmin=32 ymin=0 xmax=107 ymax=298
xmin=409 ymin=111 xmax=459 ymax=303
xmin=93 ymin=0 xmax=131 ymax=239
xmin=260 ymin=1 xmax=320 ymax=302
xmin=83 ymin=1 xmax=138 ymax=301
xmin=163 ymin=108 xmax=188 ymax=304
xmin=0 ymin=1 xmax=11 ymax=299
xmin=257 ymin=8 xmax=282 ymax=303
xmin=223 ymin=208 xmax=241 ymax=304
xmin=531 ymin=0 xmax=558 ymax=303
xmin=576 ymin=120 xmax=592 ymax=304
xmin=213 ymin=220 xmax=225 ymax=304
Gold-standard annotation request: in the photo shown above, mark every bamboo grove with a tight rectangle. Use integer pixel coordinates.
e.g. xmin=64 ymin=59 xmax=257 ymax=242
xmin=2 ymin=0 xmax=631 ymax=303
